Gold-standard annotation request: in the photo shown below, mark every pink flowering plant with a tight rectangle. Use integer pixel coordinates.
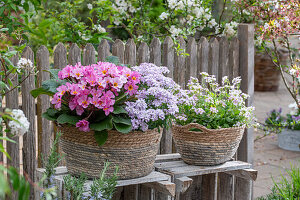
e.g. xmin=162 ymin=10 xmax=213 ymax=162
xmin=31 ymin=58 xmax=141 ymax=145
xmin=31 ymin=59 xmax=179 ymax=145
xmin=175 ymin=73 xmax=255 ymax=129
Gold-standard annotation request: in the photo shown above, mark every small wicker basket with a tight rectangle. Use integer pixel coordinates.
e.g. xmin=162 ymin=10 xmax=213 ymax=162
xmin=59 ymin=125 xmax=161 ymax=179
xmin=172 ymin=123 xmax=245 ymax=166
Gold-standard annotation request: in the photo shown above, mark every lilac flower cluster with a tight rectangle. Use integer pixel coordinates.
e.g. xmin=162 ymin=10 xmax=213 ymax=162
xmin=125 ymin=63 xmax=180 ymax=131
xmin=175 ymin=73 xmax=255 ymax=129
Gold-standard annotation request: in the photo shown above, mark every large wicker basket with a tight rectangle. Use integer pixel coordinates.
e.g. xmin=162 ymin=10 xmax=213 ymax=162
xmin=59 ymin=126 xmax=161 ymax=179
xmin=172 ymin=123 xmax=245 ymax=166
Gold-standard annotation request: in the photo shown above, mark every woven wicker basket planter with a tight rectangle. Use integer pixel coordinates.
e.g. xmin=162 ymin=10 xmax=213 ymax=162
xmin=254 ymin=51 xmax=288 ymax=91
xmin=58 ymin=126 xmax=162 ymax=179
xmin=172 ymin=123 xmax=245 ymax=166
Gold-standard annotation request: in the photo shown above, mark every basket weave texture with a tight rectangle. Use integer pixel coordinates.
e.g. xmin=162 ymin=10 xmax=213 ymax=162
xmin=59 ymin=125 xmax=161 ymax=179
xmin=172 ymin=123 xmax=245 ymax=166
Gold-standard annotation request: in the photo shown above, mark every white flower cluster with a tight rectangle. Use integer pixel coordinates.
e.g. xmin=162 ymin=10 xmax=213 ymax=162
xmin=112 ymin=0 xmax=136 ymax=14
xmin=93 ymin=24 xmax=106 ymax=33
xmin=223 ymin=22 xmax=238 ymax=37
xmin=169 ymin=25 xmax=182 ymax=37
xmin=17 ymin=58 xmax=33 ymax=73
xmin=8 ymin=109 xmax=30 ymax=136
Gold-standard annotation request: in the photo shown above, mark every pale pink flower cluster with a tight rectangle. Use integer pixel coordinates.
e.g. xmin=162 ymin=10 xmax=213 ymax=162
xmin=51 ymin=62 xmax=140 ymax=131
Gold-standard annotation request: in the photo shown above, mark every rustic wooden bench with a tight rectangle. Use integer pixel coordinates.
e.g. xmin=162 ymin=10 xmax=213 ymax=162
xmin=36 ymin=153 xmax=257 ymax=200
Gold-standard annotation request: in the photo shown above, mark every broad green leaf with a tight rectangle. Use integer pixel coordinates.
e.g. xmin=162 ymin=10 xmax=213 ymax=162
xmin=94 ymin=130 xmax=108 ymax=146
xmin=42 ymin=112 xmax=57 ymax=121
xmin=90 ymin=116 xmax=113 ymax=131
xmin=113 ymin=106 xmax=127 ymax=114
xmin=112 ymin=116 xmax=131 ymax=125
xmin=46 ymin=108 xmax=59 ymax=117
xmin=113 ymin=122 xmax=132 ymax=134
xmin=45 ymin=69 xmax=61 ymax=79
xmin=0 ymin=81 xmax=9 ymax=90
xmin=42 ymin=79 xmax=66 ymax=93
xmin=30 ymin=87 xmax=55 ymax=98
xmin=57 ymin=114 xmax=80 ymax=125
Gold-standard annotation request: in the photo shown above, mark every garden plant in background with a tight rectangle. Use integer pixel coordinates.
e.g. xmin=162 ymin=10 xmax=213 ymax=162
xmin=257 ymin=163 xmax=300 ymax=200
xmin=32 ymin=57 xmax=180 ymax=180
xmin=172 ymin=73 xmax=255 ymax=165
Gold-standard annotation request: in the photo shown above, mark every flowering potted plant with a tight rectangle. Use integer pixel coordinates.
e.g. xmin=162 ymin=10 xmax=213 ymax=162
xmin=173 ymin=73 xmax=255 ymax=165
xmin=31 ymin=59 xmax=179 ymax=179
xmin=265 ymin=108 xmax=300 ymax=152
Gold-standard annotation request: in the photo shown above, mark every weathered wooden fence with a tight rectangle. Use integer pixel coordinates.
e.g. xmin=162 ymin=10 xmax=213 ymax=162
xmin=1 ymin=23 xmax=254 ymax=200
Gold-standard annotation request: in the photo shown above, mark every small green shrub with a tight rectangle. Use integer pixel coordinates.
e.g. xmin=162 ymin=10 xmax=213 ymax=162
xmin=257 ymin=163 xmax=300 ymax=200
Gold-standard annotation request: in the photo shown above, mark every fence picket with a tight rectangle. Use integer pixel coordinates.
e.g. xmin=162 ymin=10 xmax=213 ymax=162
xmin=174 ymin=37 xmax=186 ymax=88
xmin=36 ymin=46 xmax=51 ymax=168
xmin=137 ymin=42 xmax=150 ymax=64
xmin=98 ymin=39 xmax=111 ymax=61
xmin=150 ymin=37 xmax=161 ymax=66
xmin=69 ymin=43 xmax=81 ymax=65
xmin=112 ymin=39 xmax=125 ymax=64
xmin=162 ymin=36 xmax=174 ymax=78
xmin=54 ymin=42 xmax=67 ymax=69
xmin=83 ymin=43 xmax=96 ymax=65
xmin=186 ymin=37 xmax=197 ymax=82
xmin=21 ymin=46 xmax=37 ymax=199
xmin=218 ymin=36 xmax=229 ymax=83
xmin=209 ymin=38 xmax=219 ymax=80
xmin=197 ymin=37 xmax=209 ymax=79
xmin=125 ymin=38 xmax=136 ymax=66
xmin=229 ymin=37 xmax=240 ymax=80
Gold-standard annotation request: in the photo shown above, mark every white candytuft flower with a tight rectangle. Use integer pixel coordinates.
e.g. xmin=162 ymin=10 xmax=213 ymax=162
xmin=8 ymin=109 xmax=30 ymax=136
xmin=17 ymin=58 xmax=33 ymax=72
xmin=87 ymin=3 xmax=93 ymax=10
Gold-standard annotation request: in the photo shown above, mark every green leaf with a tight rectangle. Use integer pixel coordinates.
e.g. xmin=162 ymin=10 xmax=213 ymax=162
xmin=57 ymin=114 xmax=80 ymax=125
xmin=45 ymin=69 xmax=61 ymax=79
xmin=113 ymin=122 xmax=132 ymax=133
xmin=94 ymin=130 xmax=108 ymax=146
xmin=90 ymin=116 xmax=113 ymax=131
xmin=112 ymin=116 xmax=131 ymax=125
xmin=42 ymin=79 xmax=66 ymax=93
xmin=113 ymin=106 xmax=127 ymax=114
xmin=104 ymin=56 xmax=119 ymax=65
xmin=46 ymin=108 xmax=59 ymax=117
xmin=0 ymin=81 xmax=9 ymax=90
xmin=42 ymin=112 xmax=57 ymax=121
xmin=30 ymin=87 xmax=55 ymax=98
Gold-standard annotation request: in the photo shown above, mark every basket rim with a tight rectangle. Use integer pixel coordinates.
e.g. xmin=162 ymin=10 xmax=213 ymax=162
xmin=173 ymin=123 xmax=246 ymax=132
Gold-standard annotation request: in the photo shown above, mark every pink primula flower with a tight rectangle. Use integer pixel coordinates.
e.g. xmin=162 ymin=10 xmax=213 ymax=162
xmin=77 ymin=95 xmax=90 ymax=108
xmin=51 ymin=94 xmax=62 ymax=109
xmin=103 ymin=106 xmax=114 ymax=116
xmin=57 ymin=85 xmax=68 ymax=96
xmin=76 ymin=120 xmax=90 ymax=132
xmin=124 ymin=82 xmax=138 ymax=96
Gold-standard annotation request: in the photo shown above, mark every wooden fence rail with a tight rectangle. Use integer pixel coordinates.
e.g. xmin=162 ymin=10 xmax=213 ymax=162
xmin=1 ymin=23 xmax=254 ymax=200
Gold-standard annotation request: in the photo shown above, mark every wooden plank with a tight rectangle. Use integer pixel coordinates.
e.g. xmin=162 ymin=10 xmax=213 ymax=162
xmin=198 ymin=37 xmax=209 ymax=79
xmin=54 ymin=42 xmax=67 ymax=69
xmin=235 ymin=23 xmax=255 ymax=200
xmin=98 ymin=39 xmax=111 ymax=61
xmin=124 ymin=38 xmax=136 ymax=66
xmin=82 ymin=43 xmax=96 ymax=65
xmin=165 ymin=161 xmax=251 ymax=179
xmin=112 ymin=39 xmax=125 ymax=64
xmin=186 ymin=37 xmax=197 ymax=84
xmin=179 ymin=176 xmax=202 ymax=200
xmin=208 ymin=37 xmax=219 ymax=79
xmin=218 ymin=36 xmax=229 ymax=83
xmin=229 ymin=37 xmax=239 ymax=80
xmin=137 ymin=42 xmax=150 ymax=64
xmin=68 ymin=43 xmax=81 ymax=65
xmin=6 ymin=47 xmax=19 ymax=200
xmin=217 ymin=173 xmax=234 ymax=200
xmin=21 ymin=46 xmax=37 ymax=199
xmin=139 ymin=185 xmax=151 ymax=200
xmin=174 ymin=37 xmax=186 ymax=88
xmin=225 ymin=169 xmax=257 ymax=181
xmin=155 ymin=153 xmax=181 ymax=163
xmin=150 ymin=37 xmax=161 ymax=66
xmin=112 ymin=187 xmax=123 ymax=200
xmin=124 ymin=185 xmax=138 ymax=200
xmin=36 ymin=45 xmax=51 ymax=168
xmin=155 ymin=160 xmax=188 ymax=170
xmin=201 ymin=174 xmax=217 ymax=200
xmin=175 ymin=177 xmax=193 ymax=196
xmin=144 ymin=181 xmax=175 ymax=197
xmin=117 ymin=171 xmax=171 ymax=187
xmin=160 ymin=36 xmax=174 ymax=157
